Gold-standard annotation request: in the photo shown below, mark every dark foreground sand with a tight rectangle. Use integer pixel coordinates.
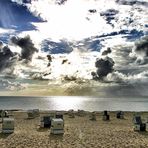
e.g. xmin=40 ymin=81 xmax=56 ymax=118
xmin=0 ymin=111 xmax=148 ymax=148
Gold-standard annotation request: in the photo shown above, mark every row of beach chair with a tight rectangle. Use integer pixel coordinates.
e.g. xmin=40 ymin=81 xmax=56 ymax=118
xmin=0 ymin=110 xmax=148 ymax=134
xmin=27 ymin=110 xmax=64 ymax=134
xmin=89 ymin=110 xmax=124 ymax=121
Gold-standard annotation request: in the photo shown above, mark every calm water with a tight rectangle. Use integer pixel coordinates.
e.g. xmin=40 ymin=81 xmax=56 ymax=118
xmin=0 ymin=96 xmax=148 ymax=111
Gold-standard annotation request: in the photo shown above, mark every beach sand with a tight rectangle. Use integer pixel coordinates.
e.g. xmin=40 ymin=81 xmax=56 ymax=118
xmin=0 ymin=111 xmax=148 ymax=148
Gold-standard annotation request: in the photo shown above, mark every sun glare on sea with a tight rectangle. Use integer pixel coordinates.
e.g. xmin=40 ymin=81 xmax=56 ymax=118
xmin=46 ymin=96 xmax=85 ymax=110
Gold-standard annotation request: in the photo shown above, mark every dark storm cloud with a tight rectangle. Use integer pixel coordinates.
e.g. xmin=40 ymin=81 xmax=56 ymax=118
xmin=134 ymin=36 xmax=148 ymax=57
xmin=0 ymin=43 xmax=17 ymax=72
xmin=116 ymin=0 xmax=148 ymax=6
xmin=10 ymin=35 xmax=38 ymax=61
xmin=92 ymin=57 xmax=115 ymax=80
xmin=0 ymin=41 xmax=3 ymax=48
xmin=102 ymin=47 xmax=112 ymax=55
xmin=55 ymin=0 xmax=67 ymax=5
xmin=88 ymin=9 xmax=97 ymax=13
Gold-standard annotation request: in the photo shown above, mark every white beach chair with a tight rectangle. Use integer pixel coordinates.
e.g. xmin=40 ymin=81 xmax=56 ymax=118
xmin=2 ymin=118 xmax=14 ymax=134
xmin=50 ymin=118 xmax=64 ymax=135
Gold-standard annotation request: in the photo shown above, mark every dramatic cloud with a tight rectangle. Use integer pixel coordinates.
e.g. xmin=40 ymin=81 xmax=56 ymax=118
xmin=0 ymin=79 xmax=25 ymax=90
xmin=102 ymin=47 xmax=112 ymax=55
xmin=0 ymin=0 xmax=147 ymax=94
xmin=10 ymin=35 xmax=38 ymax=61
xmin=134 ymin=36 xmax=148 ymax=57
xmin=116 ymin=0 xmax=148 ymax=6
xmin=55 ymin=0 xmax=67 ymax=5
xmin=0 ymin=41 xmax=3 ymax=48
xmin=92 ymin=56 xmax=115 ymax=80
xmin=0 ymin=43 xmax=17 ymax=72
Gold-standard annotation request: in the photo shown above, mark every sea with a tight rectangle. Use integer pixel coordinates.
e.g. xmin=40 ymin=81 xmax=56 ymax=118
xmin=0 ymin=96 xmax=148 ymax=111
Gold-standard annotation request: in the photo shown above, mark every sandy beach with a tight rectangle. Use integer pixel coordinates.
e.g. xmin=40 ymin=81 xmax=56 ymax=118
xmin=0 ymin=111 xmax=148 ymax=148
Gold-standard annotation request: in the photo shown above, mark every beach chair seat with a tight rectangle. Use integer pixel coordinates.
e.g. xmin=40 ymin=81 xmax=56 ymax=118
xmin=40 ymin=116 xmax=51 ymax=128
xmin=50 ymin=118 xmax=64 ymax=135
xmin=56 ymin=114 xmax=63 ymax=119
xmin=2 ymin=118 xmax=14 ymax=134
xmin=116 ymin=111 xmax=124 ymax=119
xmin=133 ymin=116 xmax=146 ymax=131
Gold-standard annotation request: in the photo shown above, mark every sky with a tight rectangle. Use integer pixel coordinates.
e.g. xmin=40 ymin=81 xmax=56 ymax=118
xmin=0 ymin=0 xmax=148 ymax=96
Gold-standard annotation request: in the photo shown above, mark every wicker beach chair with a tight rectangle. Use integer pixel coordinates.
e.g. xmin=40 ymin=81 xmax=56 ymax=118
xmin=116 ymin=111 xmax=124 ymax=119
xmin=40 ymin=116 xmax=51 ymax=128
xmin=2 ymin=118 xmax=14 ymax=134
xmin=77 ymin=110 xmax=86 ymax=117
xmin=102 ymin=110 xmax=110 ymax=121
xmin=27 ymin=110 xmax=35 ymax=119
xmin=68 ymin=110 xmax=75 ymax=118
xmin=33 ymin=109 xmax=40 ymax=117
xmin=133 ymin=115 xmax=146 ymax=131
xmin=0 ymin=110 xmax=9 ymax=123
xmin=50 ymin=118 xmax=64 ymax=135
xmin=0 ymin=110 xmax=9 ymax=118
xmin=89 ymin=112 xmax=96 ymax=121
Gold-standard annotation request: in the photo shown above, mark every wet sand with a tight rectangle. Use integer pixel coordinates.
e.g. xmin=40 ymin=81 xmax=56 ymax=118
xmin=0 ymin=111 xmax=148 ymax=148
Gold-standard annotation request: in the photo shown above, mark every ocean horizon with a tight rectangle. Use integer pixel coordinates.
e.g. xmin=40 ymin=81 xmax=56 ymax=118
xmin=0 ymin=96 xmax=148 ymax=111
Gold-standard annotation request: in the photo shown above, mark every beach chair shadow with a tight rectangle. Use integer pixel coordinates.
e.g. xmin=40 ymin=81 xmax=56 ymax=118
xmin=0 ymin=133 xmax=12 ymax=139
xmin=138 ymin=132 xmax=148 ymax=137
xmin=49 ymin=134 xmax=64 ymax=141
xmin=36 ymin=127 xmax=48 ymax=132
xmin=48 ymin=134 xmax=64 ymax=146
